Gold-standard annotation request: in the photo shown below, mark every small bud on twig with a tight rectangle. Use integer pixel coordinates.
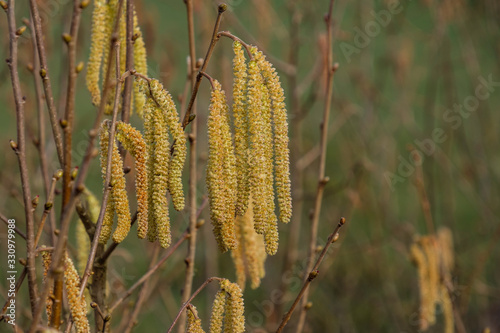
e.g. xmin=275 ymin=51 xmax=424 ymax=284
xmin=71 ymin=167 xmax=79 ymax=180
xmin=62 ymin=33 xmax=72 ymax=44
xmin=60 ymin=119 xmax=68 ymax=128
xmin=26 ymin=63 xmax=34 ymax=72
xmin=9 ymin=140 xmax=18 ymax=151
xmin=0 ymin=1 xmax=8 ymax=10
xmin=76 ymin=61 xmax=84 ymax=73
xmin=40 ymin=68 xmax=47 ymax=78
xmin=53 ymin=169 xmax=63 ymax=180
xmin=15 ymin=26 xmax=26 ymax=36
xmin=79 ymin=0 xmax=89 ymax=9
xmin=32 ymin=195 xmax=39 ymax=209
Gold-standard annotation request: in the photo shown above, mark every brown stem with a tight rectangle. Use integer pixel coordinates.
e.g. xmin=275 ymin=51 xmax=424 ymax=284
xmin=123 ymin=245 xmax=160 ymax=333
xmin=295 ymin=1 xmax=337 ymax=331
xmin=5 ymin=0 xmax=39 ymax=316
xmin=217 ymin=31 xmax=253 ymax=59
xmin=181 ymin=3 xmax=227 ymax=129
xmin=121 ymin=0 xmax=134 ymax=125
xmin=166 ymin=277 xmax=223 ymax=333
xmin=34 ymin=171 xmax=61 ymax=246
xmin=177 ymin=1 xmax=198 ymax=331
xmin=276 ymin=218 xmax=346 ymax=333
xmin=27 ymin=0 xmax=64 ymax=165
xmin=108 ymin=230 xmax=190 ymax=313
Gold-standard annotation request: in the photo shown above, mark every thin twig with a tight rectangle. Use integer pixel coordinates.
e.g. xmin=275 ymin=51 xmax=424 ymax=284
xmin=166 ymin=277 xmax=223 ymax=333
xmin=295 ymin=1 xmax=338 ymax=331
xmin=276 ymin=218 xmax=346 ymax=333
xmin=217 ymin=31 xmax=253 ymax=59
xmin=181 ymin=3 xmax=227 ymax=129
xmin=5 ymin=0 xmax=39 ymax=316
xmin=108 ymin=230 xmax=190 ymax=313
xmin=177 ymin=0 xmax=198 ymax=330
xmin=27 ymin=0 xmax=64 ymax=165
xmin=34 ymin=171 xmax=61 ymax=246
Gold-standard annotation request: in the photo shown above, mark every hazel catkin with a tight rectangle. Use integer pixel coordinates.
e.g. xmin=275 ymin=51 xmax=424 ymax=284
xmin=63 ymin=253 xmax=90 ymax=333
xmin=86 ymin=0 xmax=107 ymax=106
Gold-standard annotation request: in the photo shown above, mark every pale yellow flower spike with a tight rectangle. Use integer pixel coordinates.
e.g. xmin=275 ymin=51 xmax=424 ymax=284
xmin=421 ymin=236 xmax=438 ymax=326
xmin=41 ymin=250 xmax=53 ymax=323
xmin=247 ymin=59 xmax=267 ymax=235
xmin=143 ymin=99 xmax=158 ymax=242
xmin=253 ymin=48 xmax=292 ymax=225
xmin=232 ymin=41 xmax=250 ymax=216
xmin=151 ymin=103 xmax=172 ymax=248
xmin=149 ymin=79 xmax=186 ymax=211
xmin=410 ymin=241 xmax=431 ymax=331
xmin=133 ymin=12 xmax=147 ymax=117
xmin=102 ymin=0 xmax=119 ymax=115
xmin=64 ymin=253 xmax=90 ymax=333
xmin=440 ymin=285 xmax=454 ymax=333
xmin=209 ymin=290 xmax=226 ymax=333
xmin=86 ymin=0 xmax=107 ymax=106
xmin=98 ymin=123 xmax=116 ymax=244
xmin=221 ymin=279 xmax=245 ymax=333
xmin=76 ymin=220 xmax=90 ymax=275
xmin=206 ymin=80 xmax=237 ymax=252
xmin=242 ymin=198 xmax=266 ymax=289
xmin=115 ymin=121 xmax=149 ymax=239
xmin=187 ymin=305 xmax=206 ymax=333
xmin=231 ymin=214 xmax=246 ymax=289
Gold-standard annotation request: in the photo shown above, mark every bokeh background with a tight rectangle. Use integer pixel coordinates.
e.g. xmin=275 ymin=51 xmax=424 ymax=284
xmin=1 ymin=0 xmax=500 ymax=332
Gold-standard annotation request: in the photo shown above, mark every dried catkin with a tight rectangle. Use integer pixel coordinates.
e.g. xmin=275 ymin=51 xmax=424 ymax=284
xmin=115 ymin=121 xmax=149 ymax=239
xmin=133 ymin=12 xmax=147 ymax=117
xmin=232 ymin=41 xmax=250 ymax=216
xmin=187 ymin=305 xmax=206 ymax=333
xmin=64 ymin=253 xmax=90 ymax=333
xmin=209 ymin=290 xmax=226 ymax=333
xmin=41 ymin=250 xmax=53 ymax=323
xmin=206 ymin=80 xmax=237 ymax=252
xmin=221 ymin=279 xmax=245 ymax=333
xmin=253 ymin=47 xmax=292 ymax=224
xmin=86 ymin=0 xmax=107 ymax=106
xmin=148 ymin=79 xmax=186 ymax=211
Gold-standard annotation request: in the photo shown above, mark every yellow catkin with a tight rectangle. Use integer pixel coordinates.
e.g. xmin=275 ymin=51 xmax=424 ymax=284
xmin=253 ymin=47 xmax=292 ymax=224
xmin=64 ymin=253 xmax=90 ymax=333
xmin=86 ymin=0 xmax=107 ymax=106
xmin=232 ymin=41 xmax=250 ymax=216
xmin=143 ymin=97 xmax=172 ymax=247
xmin=209 ymin=290 xmax=226 ymax=333
xmin=102 ymin=0 xmax=119 ymax=115
xmin=439 ymin=284 xmax=453 ymax=333
xmin=41 ymin=250 xmax=53 ymax=323
xmin=231 ymin=198 xmax=267 ymax=290
xmin=221 ymin=279 xmax=245 ymax=333
xmin=115 ymin=121 xmax=149 ymax=239
xmin=421 ymin=236 xmax=438 ymax=326
xmin=149 ymin=79 xmax=186 ymax=211
xmin=133 ymin=12 xmax=147 ymax=117
xmin=206 ymin=80 xmax=237 ymax=252
xmin=99 ymin=123 xmax=115 ymax=244
xmin=82 ymin=187 xmax=101 ymax=223
xmin=143 ymin=99 xmax=158 ymax=242
xmin=187 ymin=305 xmax=206 ymax=333
xmin=99 ymin=121 xmax=132 ymax=244
xmin=247 ymin=59 xmax=267 ymax=236
xmin=410 ymin=242 xmax=431 ymax=331
xmin=76 ymin=220 xmax=90 ymax=275
xmin=437 ymin=227 xmax=454 ymax=273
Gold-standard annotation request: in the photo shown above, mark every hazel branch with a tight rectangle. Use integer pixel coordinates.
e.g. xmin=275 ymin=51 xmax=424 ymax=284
xmin=276 ymin=217 xmax=346 ymax=333
xmin=181 ymin=3 xmax=227 ymax=129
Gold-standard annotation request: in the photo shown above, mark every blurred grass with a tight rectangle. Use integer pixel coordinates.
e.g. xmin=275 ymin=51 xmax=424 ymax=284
xmin=1 ymin=0 xmax=500 ymax=332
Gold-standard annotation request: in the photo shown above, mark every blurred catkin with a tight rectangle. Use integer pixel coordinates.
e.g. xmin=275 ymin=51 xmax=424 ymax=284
xmin=253 ymin=47 xmax=292 ymax=224
xmin=148 ymin=79 xmax=186 ymax=211
xmin=86 ymin=0 xmax=107 ymax=106
xmin=232 ymin=41 xmax=250 ymax=216
xmin=410 ymin=241 xmax=431 ymax=330
xmin=64 ymin=253 xmax=90 ymax=333
xmin=115 ymin=121 xmax=149 ymax=239
xmin=41 ymin=250 xmax=53 ymax=323
xmin=187 ymin=305 xmax=206 ymax=333
xmin=206 ymin=80 xmax=237 ymax=252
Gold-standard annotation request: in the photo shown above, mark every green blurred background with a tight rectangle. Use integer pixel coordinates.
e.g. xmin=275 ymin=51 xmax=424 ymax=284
xmin=1 ymin=0 xmax=500 ymax=332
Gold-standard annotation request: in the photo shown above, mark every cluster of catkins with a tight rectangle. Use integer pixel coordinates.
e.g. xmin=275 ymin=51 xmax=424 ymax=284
xmin=409 ymin=228 xmax=454 ymax=333
xmin=98 ymin=78 xmax=186 ymax=249
xmin=206 ymin=41 xmax=292 ymax=258
xmin=86 ymin=0 xmax=147 ymax=115
xmin=42 ymin=250 xmax=90 ymax=333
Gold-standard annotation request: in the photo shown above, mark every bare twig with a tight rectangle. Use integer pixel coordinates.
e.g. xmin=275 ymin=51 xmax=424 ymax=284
xmin=34 ymin=170 xmax=62 ymax=246
xmin=5 ymin=0 xmax=39 ymax=315
xmin=295 ymin=1 xmax=338 ymax=331
xmin=108 ymin=230 xmax=191 ymax=313
xmin=177 ymin=0 xmax=199 ymax=331
xmin=181 ymin=3 xmax=227 ymax=128
xmin=276 ymin=217 xmax=346 ymax=333
xmin=166 ymin=277 xmax=223 ymax=333
xmin=28 ymin=0 xmax=64 ymax=164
